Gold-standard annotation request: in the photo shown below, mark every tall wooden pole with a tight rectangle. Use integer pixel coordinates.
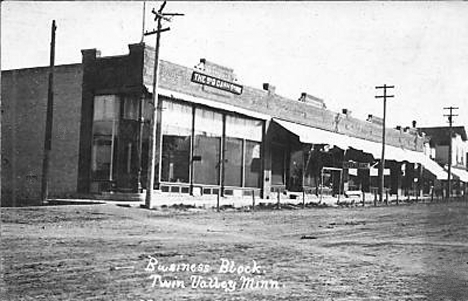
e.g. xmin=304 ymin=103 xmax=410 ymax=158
xmin=144 ymin=2 xmax=183 ymax=208
xmin=145 ymin=13 xmax=163 ymax=209
xmin=444 ymin=106 xmax=458 ymax=199
xmin=41 ymin=20 xmax=57 ymax=205
xmin=375 ymin=84 xmax=394 ymax=204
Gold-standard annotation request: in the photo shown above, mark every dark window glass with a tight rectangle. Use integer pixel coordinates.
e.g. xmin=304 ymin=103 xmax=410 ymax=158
xmin=161 ymin=100 xmax=192 ymax=183
xmin=91 ymin=137 xmax=112 ymax=180
xmin=288 ymin=149 xmax=303 ymax=191
xmin=271 ymin=145 xmax=285 ymax=185
xmin=161 ymin=136 xmax=190 ymax=183
xmin=91 ymin=95 xmax=119 ymax=181
xmin=193 ymin=108 xmax=222 ymax=185
xmin=224 ymin=137 xmax=243 ymax=187
xmin=225 ymin=115 xmax=262 ymax=188
xmin=123 ymin=96 xmax=139 ymax=120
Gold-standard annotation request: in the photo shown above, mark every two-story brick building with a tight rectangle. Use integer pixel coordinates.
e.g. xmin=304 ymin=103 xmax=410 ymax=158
xmin=2 ymin=43 xmax=449 ymax=206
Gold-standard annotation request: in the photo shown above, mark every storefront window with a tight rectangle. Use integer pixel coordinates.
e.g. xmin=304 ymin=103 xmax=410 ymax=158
xmin=91 ymin=95 xmax=119 ymax=180
xmin=224 ymin=137 xmax=243 ymax=187
xmin=161 ymin=100 xmax=192 ymax=183
xmin=225 ymin=116 xmax=263 ymax=188
xmin=245 ymin=140 xmax=262 ymax=187
xmin=193 ymin=108 xmax=223 ymax=185
xmin=123 ymin=96 xmax=139 ymax=120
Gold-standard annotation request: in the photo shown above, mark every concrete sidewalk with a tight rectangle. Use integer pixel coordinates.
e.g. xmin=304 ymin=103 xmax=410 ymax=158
xmin=48 ymin=190 xmax=459 ymax=209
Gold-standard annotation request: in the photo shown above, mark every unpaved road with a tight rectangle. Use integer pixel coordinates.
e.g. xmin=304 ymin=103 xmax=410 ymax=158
xmin=1 ymin=202 xmax=468 ymax=301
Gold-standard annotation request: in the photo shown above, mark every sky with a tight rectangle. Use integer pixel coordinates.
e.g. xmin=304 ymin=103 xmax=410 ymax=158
xmin=2 ymin=1 xmax=468 ymax=129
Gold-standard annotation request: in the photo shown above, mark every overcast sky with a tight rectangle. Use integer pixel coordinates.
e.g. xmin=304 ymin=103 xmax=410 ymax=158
xmin=2 ymin=1 xmax=468 ymax=129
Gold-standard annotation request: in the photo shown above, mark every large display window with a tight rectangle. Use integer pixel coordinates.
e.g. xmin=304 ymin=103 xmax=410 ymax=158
xmin=158 ymin=100 xmax=264 ymax=189
xmin=225 ymin=116 xmax=262 ymax=188
xmin=161 ymin=100 xmax=192 ymax=183
xmin=193 ymin=108 xmax=223 ymax=185
xmin=91 ymin=95 xmax=119 ymax=181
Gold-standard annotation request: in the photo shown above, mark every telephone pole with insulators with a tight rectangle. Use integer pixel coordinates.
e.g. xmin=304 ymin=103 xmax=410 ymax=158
xmin=144 ymin=1 xmax=184 ymax=209
xmin=375 ymin=84 xmax=394 ymax=205
xmin=443 ymin=106 xmax=459 ymax=199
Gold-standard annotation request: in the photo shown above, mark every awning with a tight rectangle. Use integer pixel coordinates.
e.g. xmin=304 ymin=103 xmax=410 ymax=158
xmin=450 ymin=168 xmax=468 ymax=182
xmin=273 ymin=119 xmax=350 ymax=150
xmin=272 ymin=118 xmax=448 ymax=180
xmin=274 ymin=119 xmax=404 ymax=160
xmin=413 ymin=153 xmax=448 ymax=180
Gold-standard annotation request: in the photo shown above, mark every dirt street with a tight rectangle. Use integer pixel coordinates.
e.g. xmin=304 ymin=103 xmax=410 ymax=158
xmin=1 ymin=201 xmax=468 ymax=301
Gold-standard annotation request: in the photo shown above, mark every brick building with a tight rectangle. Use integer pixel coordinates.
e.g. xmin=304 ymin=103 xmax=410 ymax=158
xmin=1 ymin=43 xmax=449 ymax=205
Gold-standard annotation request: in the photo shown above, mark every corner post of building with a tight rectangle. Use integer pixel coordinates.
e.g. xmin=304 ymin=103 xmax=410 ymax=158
xmin=262 ymin=120 xmax=272 ymax=200
xmin=220 ymin=114 xmax=226 ymax=196
xmin=189 ymin=106 xmax=196 ymax=195
xmin=77 ymin=48 xmax=100 ymax=194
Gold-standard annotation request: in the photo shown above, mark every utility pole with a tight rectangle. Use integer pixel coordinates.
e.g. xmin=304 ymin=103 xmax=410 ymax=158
xmin=141 ymin=1 xmax=146 ymax=43
xmin=375 ymin=84 xmax=394 ymax=205
xmin=41 ymin=20 xmax=57 ymax=205
xmin=144 ymin=1 xmax=184 ymax=208
xmin=444 ymin=106 xmax=459 ymax=199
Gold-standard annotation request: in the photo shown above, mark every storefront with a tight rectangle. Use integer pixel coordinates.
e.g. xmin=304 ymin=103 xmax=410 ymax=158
xmin=73 ymin=42 xmax=446 ymax=201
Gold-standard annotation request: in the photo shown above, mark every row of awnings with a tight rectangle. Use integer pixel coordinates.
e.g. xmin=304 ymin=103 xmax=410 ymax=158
xmin=273 ymin=119 xmax=451 ymax=181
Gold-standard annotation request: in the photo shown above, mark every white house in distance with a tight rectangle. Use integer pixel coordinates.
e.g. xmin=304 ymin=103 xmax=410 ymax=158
xmin=419 ymin=125 xmax=468 ymax=194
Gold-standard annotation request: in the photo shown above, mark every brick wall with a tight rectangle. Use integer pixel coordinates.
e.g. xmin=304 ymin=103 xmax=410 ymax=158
xmin=1 ymin=64 xmax=83 ymax=205
xmin=141 ymin=44 xmax=425 ymax=152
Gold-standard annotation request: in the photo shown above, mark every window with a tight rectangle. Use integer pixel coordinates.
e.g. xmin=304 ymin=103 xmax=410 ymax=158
xmin=91 ymin=95 xmax=119 ymax=180
xmin=123 ymin=96 xmax=139 ymax=120
xmin=94 ymin=95 xmax=118 ymax=121
xmin=159 ymin=101 xmax=264 ymax=189
xmin=193 ymin=108 xmax=223 ymax=185
xmin=161 ymin=100 xmax=192 ymax=183
xmin=271 ymin=144 xmax=285 ymax=185
xmin=224 ymin=137 xmax=243 ymax=187
xmin=244 ymin=140 xmax=262 ymax=187
xmin=225 ymin=116 xmax=263 ymax=188
xmin=91 ymin=138 xmax=112 ymax=179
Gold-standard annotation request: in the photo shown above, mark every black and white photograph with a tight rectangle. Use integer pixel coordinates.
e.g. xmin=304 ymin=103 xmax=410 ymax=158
xmin=1 ymin=1 xmax=468 ymax=300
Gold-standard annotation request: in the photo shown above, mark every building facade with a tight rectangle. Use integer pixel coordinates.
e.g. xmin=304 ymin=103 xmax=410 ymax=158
xmin=2 ymin=43 xmax=450 ymax=205
xmin=419 ymin=126 xmax=468 ymax=195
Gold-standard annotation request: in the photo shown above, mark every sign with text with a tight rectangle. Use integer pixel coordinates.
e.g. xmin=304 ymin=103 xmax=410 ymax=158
xmin=342 ymin=162 xmax=370 ymax=169
xmin=191 ymin=71 xmax=243 ymax=95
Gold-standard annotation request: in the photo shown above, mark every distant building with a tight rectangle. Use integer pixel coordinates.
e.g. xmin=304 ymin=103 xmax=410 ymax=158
xmin=418 ymin=126 xmax=468 ymax=193
xmin=1 ymin=43 xmax=451 ymax=205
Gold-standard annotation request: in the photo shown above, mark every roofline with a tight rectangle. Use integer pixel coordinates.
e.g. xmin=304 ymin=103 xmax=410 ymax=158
xmin=1 ymin=63 xmax=82 ymax=73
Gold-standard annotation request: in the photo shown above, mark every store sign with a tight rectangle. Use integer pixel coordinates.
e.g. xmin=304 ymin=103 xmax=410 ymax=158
xmin=191 ymin=71 xmax=243 ymax=95
xmin=342 ymin=162 xmax=370 ymax=169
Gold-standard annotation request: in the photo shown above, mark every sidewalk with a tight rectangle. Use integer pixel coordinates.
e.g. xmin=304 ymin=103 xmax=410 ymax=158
xmin=49 ymin=191 xmax=466 ymax=209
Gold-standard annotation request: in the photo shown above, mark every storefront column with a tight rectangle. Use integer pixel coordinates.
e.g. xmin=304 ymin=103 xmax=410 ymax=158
xmin=262 ymin=120 xmax=272 ymax=199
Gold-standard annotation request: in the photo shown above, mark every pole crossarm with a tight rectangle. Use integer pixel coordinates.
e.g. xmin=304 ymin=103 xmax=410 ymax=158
xmin=144 ymin=27 xmax=170 ymax=36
